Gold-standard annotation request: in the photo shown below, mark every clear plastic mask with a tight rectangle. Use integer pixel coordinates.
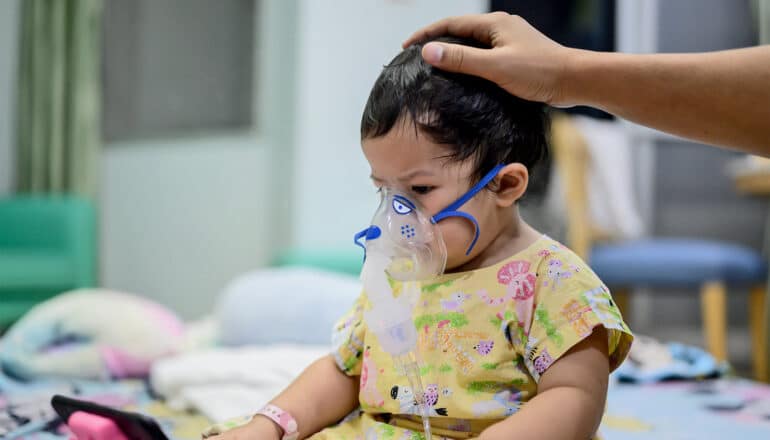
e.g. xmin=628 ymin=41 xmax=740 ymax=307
xmin=355 ymin=188 xmax=447 ymax=282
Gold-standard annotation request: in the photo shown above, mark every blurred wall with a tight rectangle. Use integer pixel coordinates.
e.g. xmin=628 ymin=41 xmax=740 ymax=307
xmin=100 ymin=1 xmax=297 ymax=318
xmin=100 ymin=137 xmax=274 ymax=319
xmin=0 ymin=0 xmax=19 ymax=195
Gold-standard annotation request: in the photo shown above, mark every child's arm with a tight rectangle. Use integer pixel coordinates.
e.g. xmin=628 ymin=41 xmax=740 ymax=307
xmin=211 ymin=354 xmax=360 ymax=440
xmin=478 ymin=327 xmax=609 ymax=440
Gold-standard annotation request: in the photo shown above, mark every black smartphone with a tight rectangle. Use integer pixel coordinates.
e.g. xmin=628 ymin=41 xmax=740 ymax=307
xmin=51 ymin=394 xmax=169 ymax=440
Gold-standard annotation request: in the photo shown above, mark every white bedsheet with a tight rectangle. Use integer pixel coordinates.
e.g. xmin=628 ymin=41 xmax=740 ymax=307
xmin=150 ymin=344 xmax=329 ymax=422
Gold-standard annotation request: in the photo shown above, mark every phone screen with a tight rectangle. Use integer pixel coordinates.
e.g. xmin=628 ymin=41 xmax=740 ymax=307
xmin=50 ymin=394 xmax=169 ymax=440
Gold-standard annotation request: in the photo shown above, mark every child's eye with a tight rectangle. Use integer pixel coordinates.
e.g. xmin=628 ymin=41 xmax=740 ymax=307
xmin=411 ymin=186 xmax=434 ymax=195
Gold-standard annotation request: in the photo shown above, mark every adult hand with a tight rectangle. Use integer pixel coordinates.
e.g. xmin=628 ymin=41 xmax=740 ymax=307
xmin=403 ymin=12 xmax=578 ymax=106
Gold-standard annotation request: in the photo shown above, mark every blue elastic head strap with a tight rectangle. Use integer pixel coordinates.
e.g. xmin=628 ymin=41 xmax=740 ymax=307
xmin=431 ymin=164 xmax=505 ymax=256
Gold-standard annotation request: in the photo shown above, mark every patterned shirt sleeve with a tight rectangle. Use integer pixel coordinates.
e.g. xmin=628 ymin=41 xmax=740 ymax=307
xmin=509 ymin=252 xmax=633 ymax=381
xmin=331 ymin=292 xmax=367 ymax=376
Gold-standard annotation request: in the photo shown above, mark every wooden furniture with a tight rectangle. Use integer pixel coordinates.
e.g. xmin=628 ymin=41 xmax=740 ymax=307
xmin=731 ymin=158 xmax=770 ymax=382
xmin=550 ymin=114 xmax=767 ymax=381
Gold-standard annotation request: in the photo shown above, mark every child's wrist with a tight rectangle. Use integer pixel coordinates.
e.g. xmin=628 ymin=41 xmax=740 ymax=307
xmin=249 ymin=414 xmax=284 ymax=440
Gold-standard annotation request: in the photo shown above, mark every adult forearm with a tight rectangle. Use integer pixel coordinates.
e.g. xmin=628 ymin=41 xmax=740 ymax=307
xmin=569 ymin=46 xmax=770 ymax=154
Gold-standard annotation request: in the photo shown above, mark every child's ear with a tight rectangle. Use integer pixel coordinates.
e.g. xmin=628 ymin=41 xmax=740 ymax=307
xmin=491 ymin=163 xmax=529 ymax=207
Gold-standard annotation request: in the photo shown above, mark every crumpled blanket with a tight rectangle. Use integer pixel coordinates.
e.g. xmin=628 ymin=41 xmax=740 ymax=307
xmin=150 ymin=344 xmax=328 ymax=422
xmin=614 ymin=335 xmax=728 ymax=383
xmin=0 ymin=289 xmax=184 ymax=381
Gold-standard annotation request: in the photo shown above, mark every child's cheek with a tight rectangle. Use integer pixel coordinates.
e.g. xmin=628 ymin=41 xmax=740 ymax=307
xmin=437 ymin=218 xmax=475 ymax=267
xmin=420 ymin=191 xmax=448 ymax=217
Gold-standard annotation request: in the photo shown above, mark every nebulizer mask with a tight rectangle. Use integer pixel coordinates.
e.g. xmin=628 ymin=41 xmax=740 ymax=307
xmin=353 ymin=165 xmax=504 ymax=439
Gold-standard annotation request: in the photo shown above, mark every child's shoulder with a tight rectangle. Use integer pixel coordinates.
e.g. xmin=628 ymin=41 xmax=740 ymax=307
xmin=496 ymin=235 xmax=596 ymax=279
xmin=485 ymin=235 xmax=605 ymax=297
xmin=528 ymin=236 xmax=600 ymax=286
xmin=439 ymin=235 xmax=600 ymax=292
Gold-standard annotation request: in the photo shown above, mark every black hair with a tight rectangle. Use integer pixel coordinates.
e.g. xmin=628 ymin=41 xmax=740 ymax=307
xmin=361 ymin=36 xmax=549 ymax=184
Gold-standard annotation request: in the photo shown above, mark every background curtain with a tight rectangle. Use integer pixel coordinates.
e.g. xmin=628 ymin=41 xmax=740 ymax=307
xmin=16 ymin=0 xmax=103 ymax=197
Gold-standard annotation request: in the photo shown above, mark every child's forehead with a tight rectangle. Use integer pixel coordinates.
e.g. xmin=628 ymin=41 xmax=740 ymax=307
xmin=364 ymin=145 xmax=452 ymax=183
xmin=364 ymin=152 xmax=473 ymax=189
xmin=362 ymin=126 xmax=452 ymax=174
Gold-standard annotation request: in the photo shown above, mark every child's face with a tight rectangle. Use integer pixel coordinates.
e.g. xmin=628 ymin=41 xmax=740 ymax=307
xmin=362 ymin=121 xmax=501 ymax=271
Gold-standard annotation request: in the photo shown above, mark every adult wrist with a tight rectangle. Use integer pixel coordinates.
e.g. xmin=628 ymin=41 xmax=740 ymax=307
xmin=560 ymin=47 xmax=602 ymax=108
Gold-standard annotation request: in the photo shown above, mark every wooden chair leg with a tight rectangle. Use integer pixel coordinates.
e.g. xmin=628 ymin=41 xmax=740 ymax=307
xmin=701 ymin=281 xmax=728 ymax=362
xmin=749 ymin=285 xmax=768 ymax=382
xmin=613 ymin=288 xmax=631 ymax=323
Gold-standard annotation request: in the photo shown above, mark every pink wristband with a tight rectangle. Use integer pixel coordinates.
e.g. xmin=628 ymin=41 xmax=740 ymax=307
xmin=257 ymin=404 xmax=299 ymax=440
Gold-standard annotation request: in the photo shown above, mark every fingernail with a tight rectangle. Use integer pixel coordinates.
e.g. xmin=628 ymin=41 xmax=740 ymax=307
xmin=423 ymin=43 xmax=443 ymax=64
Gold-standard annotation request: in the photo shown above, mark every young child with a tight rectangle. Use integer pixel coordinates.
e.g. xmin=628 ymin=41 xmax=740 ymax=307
xmin=206 ymin=37 xmax=632 ymax=440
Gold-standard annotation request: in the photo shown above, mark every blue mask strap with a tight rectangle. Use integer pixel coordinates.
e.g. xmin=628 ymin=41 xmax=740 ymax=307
xmin=432 ymin=210 xmax=480 ymax=256
xmin=431 ymin=164 xmax=506 ymax=256
xmin=440 ymin=164 xmax=505 ymax=213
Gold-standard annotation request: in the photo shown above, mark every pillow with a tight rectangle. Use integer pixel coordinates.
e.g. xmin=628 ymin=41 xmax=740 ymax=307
xmin=0 ymin=289 xmax=184 ymax=380
xmin=216 ymin=267 xmax=361 ymax=346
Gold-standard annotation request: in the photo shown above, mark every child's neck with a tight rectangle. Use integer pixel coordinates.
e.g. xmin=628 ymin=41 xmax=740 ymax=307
xmin=453 ymin=207 xmax=541 ymax=273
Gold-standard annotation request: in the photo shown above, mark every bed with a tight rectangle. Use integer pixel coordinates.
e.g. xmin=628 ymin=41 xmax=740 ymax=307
xmin=3 ymin=359 xmax=770 ymax=439
xmin=0 ymin=373 xmax=210 ymax=439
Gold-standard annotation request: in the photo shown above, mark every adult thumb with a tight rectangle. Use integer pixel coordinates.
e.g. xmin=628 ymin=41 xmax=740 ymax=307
xmin=421 ymin=42 xmax=490 ymax=78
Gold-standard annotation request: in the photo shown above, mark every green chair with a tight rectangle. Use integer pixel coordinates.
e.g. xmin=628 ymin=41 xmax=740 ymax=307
xmin=0 ymin=195 xmax=96 ymax=327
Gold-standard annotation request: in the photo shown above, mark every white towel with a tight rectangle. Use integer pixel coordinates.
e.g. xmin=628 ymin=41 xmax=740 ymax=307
xmin=547 ymin=116 xmax=645 ymax=241
xmin=150 ymin=344 xmax=329 ymax=422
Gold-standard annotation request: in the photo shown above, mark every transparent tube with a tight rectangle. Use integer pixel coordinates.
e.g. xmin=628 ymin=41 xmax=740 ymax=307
xmin=395 ymin=352 xmax=432 ymax=440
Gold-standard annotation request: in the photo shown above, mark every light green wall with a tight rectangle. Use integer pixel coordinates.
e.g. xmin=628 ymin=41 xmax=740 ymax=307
xmin=100 ymin=0 xmax=298 ymax=318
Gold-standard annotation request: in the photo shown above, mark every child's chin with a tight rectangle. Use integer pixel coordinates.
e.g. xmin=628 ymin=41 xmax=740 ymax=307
xmin=443 ymin=256 xmax=472 ymax=274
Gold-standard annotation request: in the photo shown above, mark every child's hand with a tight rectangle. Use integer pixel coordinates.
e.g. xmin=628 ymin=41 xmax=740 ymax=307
xmin=204 ymin=415 xmax=282 ymax=440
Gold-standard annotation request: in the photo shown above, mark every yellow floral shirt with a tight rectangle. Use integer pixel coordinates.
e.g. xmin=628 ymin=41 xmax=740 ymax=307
xmin=322 ymin=235 xmax=633 ymax=439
